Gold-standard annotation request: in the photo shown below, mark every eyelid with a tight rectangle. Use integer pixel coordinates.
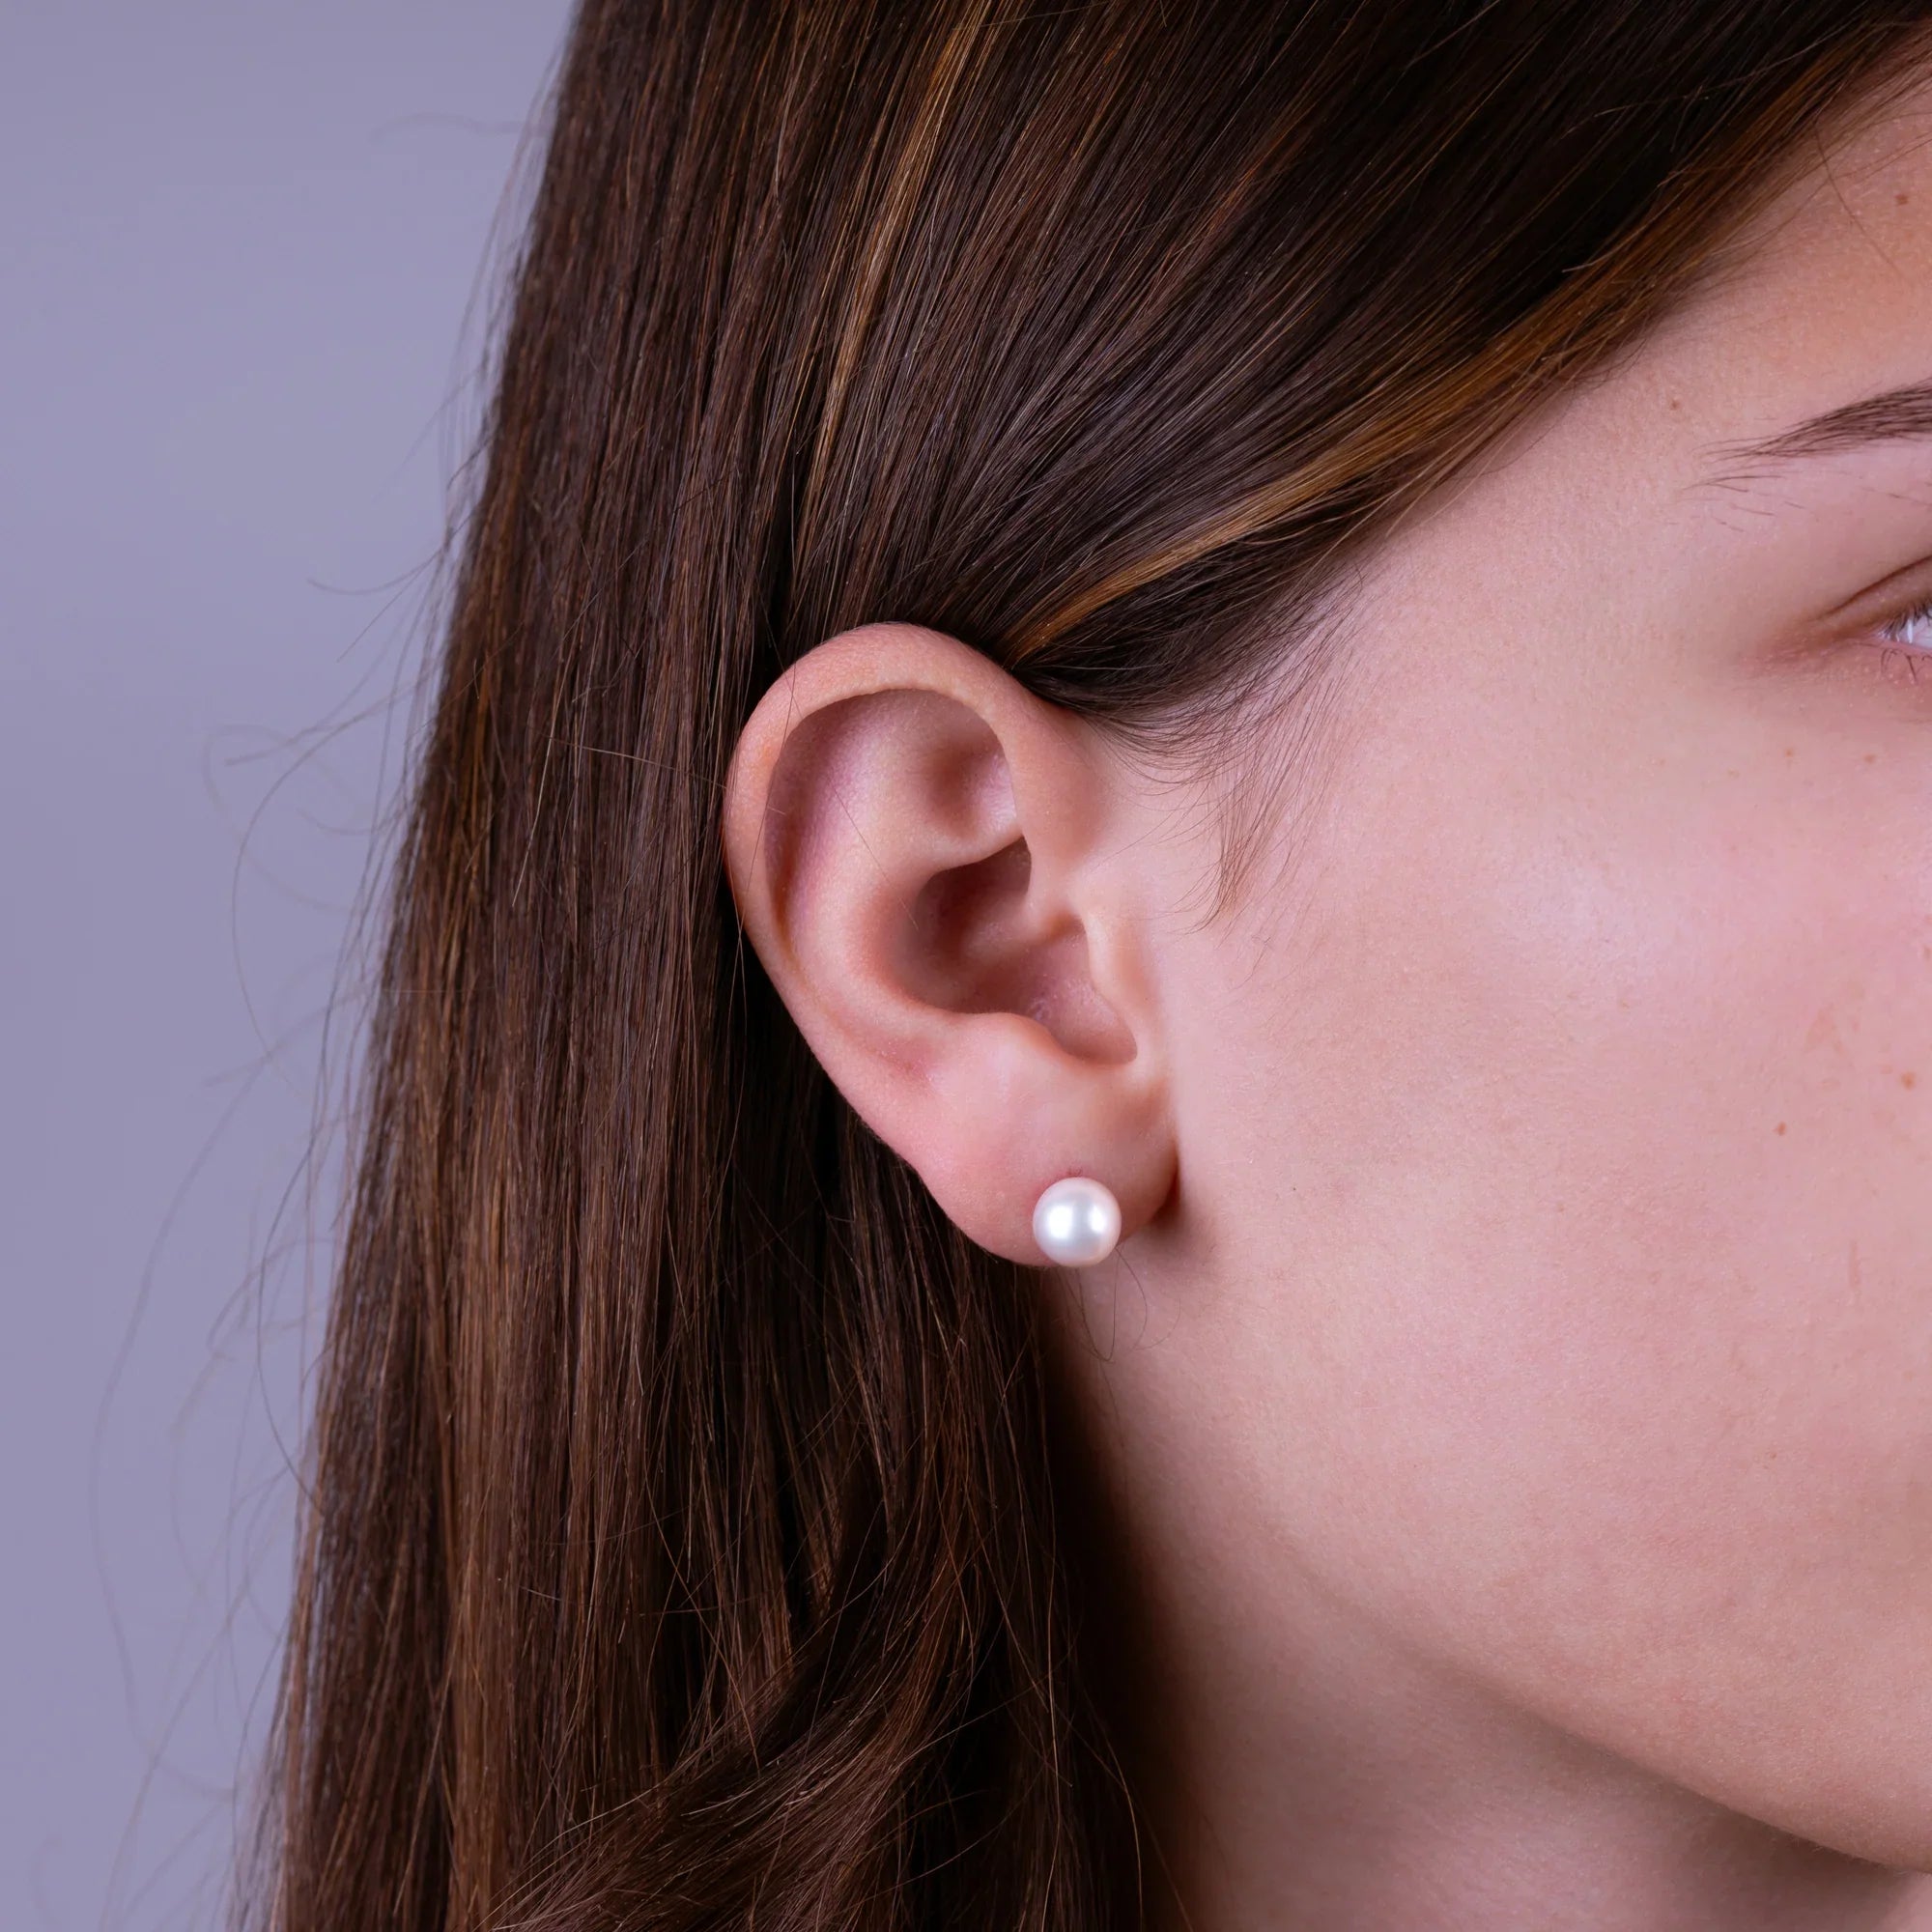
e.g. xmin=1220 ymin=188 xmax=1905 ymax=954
xmin=1816 ymin=552 xmax=1932 ymax=637
xmin=1752 ymin=549 xmax=1932 ymax=679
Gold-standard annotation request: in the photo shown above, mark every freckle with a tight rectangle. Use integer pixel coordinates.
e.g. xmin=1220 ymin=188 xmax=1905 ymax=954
xmin=1783 ymin=746 xmax=1796 ymax=758
xmin=1864 ymin=752 xmax=1878 ymax=763
xmin=1668 ymin=397 xmax=1682 ymax=411
xmin=1776 ymin=1122 xmax=1787 ymax=1134
xmin=1905 ymin=1071 xmax=1918 ymax=1090
xmin=1898 ymin=191 xmax=1912 ymax=206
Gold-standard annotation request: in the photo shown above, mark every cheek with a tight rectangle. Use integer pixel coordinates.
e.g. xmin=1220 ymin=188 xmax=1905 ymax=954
xmin=1192 ymin=717 xmax=1932 ymax=1858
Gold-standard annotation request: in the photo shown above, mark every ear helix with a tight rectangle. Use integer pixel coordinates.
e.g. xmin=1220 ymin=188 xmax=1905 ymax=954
xmin=1031 ymin=1176 xmax=1122 ymax=1265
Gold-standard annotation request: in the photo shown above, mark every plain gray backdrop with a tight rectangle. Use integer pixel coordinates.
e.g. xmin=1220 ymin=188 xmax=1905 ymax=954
xmin=1 ymin=6 xmax=578 ymax=1924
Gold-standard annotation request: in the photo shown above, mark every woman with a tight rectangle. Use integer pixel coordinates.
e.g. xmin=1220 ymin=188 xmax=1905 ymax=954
xmin=249 ymin=4 xmax=1932 ymax=1926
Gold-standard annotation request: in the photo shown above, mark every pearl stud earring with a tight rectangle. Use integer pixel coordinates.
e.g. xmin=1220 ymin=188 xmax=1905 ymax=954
xmin=1032 ymin=1176 xmax=1122 ymax=1266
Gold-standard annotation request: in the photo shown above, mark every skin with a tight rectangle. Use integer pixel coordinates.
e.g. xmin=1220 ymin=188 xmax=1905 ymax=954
xmin=722 ymin=70 xmax=1932 ymax=1932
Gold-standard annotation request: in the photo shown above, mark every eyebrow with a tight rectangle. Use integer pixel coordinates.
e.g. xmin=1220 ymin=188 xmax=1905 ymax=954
xmin=1701 ymin=379 xmax=1932 ymax=487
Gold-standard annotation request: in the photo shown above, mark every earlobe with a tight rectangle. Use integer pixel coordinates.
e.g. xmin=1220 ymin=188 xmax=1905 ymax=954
xmin=720 ymin=622 xmax=1177 ymax=1267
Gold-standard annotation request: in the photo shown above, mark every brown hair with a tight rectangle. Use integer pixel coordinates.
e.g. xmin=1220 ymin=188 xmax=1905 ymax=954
xmin=246 ymin=5 xmax=1932 ymax=1927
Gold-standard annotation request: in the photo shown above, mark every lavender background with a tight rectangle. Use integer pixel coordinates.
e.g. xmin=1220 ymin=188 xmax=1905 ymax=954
xmin=1 ymin=7 xmax=576 ymax=1924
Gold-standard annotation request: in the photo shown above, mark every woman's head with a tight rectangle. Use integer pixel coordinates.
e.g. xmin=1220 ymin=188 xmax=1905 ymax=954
xmin=260 ymin=6 xmax=1932 ymax=1927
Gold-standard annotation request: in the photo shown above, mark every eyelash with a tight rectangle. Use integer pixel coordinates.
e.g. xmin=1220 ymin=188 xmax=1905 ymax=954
xmin=1875 ymin=596 xmax=1932 ymax=680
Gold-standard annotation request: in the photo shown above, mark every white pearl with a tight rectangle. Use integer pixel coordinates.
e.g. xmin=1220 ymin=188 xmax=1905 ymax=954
xmin=1031 ymin=1176 xmax=1122 ymax=1265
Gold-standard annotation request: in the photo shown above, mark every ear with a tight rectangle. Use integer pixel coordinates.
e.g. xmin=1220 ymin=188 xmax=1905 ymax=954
xmin=721 ymin=621 xmax=1176 ymax=1267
